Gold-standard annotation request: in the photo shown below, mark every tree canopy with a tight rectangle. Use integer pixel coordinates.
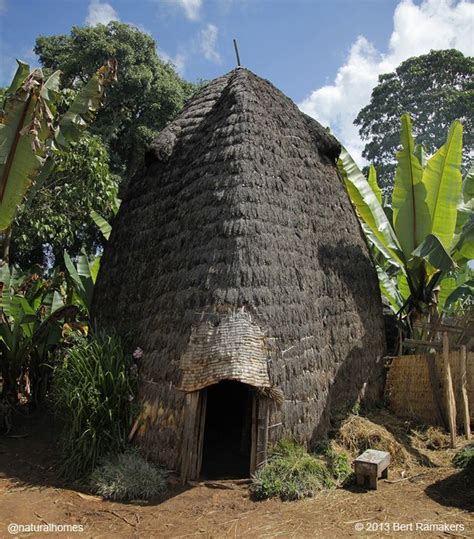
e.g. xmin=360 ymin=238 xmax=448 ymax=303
xmin=35 ymin=22 xmax=196 ymax=177
xmin=11 ymin=133 xmax=119 ymax=267
xmin=354 ymin=49 xmax=474 ymax=191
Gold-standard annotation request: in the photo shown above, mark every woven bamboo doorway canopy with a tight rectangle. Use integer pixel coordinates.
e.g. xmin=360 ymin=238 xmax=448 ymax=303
xmin=178 ymin=307 xmax=272 ymax=391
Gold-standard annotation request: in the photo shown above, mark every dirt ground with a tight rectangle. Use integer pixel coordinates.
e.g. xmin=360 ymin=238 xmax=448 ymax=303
xmin=0 ymin=412 xmax=472 ymax=539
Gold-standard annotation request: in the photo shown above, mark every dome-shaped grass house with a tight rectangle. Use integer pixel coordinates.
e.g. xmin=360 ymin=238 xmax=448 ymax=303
xmin=92 ymin=68 xmax=385 ymax=481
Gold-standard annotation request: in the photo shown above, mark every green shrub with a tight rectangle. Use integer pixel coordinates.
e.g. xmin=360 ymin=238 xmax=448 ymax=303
xmin=453 ymin=445 xmax=474 ymax=476
xmin=53 ymin=331 xmax=138 ymax=479
xmin=90 ymin=450 xmax=167 ymax=501
xmin=251 ymin=439 xmax=341 ymax=501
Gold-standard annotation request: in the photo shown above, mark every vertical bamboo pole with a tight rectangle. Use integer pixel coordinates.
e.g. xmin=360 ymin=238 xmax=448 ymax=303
xmin=443 ymin=332 xmax=457 ymax=448
xmin=460 ymin=345 xmax=471 ymax=440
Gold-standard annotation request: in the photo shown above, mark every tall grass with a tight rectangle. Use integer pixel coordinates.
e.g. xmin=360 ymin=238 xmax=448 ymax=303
xmin=53 ymin=331 xmax=138 ymax=480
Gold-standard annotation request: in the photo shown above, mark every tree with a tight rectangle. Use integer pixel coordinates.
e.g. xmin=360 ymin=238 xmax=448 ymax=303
xmin=11 ymin=134 xmax=119 ymax=267
xmin=35 ymin=22 xmax=196 ymax=177
xmin=354 ymin=50 xmax=474 ymax=191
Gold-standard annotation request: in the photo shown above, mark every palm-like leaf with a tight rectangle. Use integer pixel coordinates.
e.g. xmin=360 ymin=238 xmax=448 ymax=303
xmin=392 ymin=114 xmax=430 ymax=258
xmin=0 ymin=59 xmax=117 ymax=233
xmin=422 ymin=120 xmax=463 ymax=250
xmin=338 ymin=147 xmax=404 ymax=267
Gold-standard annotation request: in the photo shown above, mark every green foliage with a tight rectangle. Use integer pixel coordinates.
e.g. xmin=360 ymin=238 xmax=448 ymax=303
xmin=35 ymin=22 xmax=196 ymax=177
xmin=250 ymin=439 xmax=351 ymax=501
xmin=12 ymin=134 xmax=118 ymax=266
xmin=0 ymin=264 xmax=73 ymax=401
xmin=90 ymin=449 xmax=167 ymax=501
xmin=338 ymin=114 xmax=473 ymax=323
xmin=53 ymin=331 xmax=138 ymax=480
xmin=63 ymin=252 xmax=100 ymax=315
xmin=355 ymin=49 xmax=474 ymax=191
xmin=0 ymin=59 xmax=116 ymax=235
xmin=453 ymin=445 xmax=474 ymax=475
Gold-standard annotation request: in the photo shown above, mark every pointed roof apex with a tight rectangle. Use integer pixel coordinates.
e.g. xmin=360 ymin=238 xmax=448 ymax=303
xmin=146 ymin=68 xmax=340 ymax=167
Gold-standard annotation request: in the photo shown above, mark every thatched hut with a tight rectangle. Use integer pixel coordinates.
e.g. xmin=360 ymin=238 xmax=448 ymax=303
xmin=92 ymin=68 xmax=385 ymax=481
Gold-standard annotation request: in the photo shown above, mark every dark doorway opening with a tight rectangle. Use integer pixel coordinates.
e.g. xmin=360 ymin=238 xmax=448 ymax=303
xmin=201 ymin=380 xmax=252 ymax=479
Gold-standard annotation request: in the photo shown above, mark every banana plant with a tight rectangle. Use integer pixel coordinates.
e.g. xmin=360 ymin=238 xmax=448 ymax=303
xmin=0 ymin=265 xmax=78 ymax=402
xmin=64 ymin=252 xmax=100 ymax=314
xmin=0 ymin=58 xmax=117 ymax=241
xmin=338 ymin=114 xmax=473 ymax=327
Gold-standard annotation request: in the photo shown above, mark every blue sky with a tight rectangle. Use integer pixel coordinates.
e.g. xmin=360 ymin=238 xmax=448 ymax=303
xmin=1 ymin=0 xmax=473 ymax=160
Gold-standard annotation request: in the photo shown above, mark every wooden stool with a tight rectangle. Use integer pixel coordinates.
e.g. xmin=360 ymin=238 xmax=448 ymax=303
xmin=354 ymin=449 xmax=390 ymax=490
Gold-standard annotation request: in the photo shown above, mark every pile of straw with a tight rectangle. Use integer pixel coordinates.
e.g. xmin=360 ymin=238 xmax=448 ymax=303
xmin=335 ymin=413 xmax=414 ymax=468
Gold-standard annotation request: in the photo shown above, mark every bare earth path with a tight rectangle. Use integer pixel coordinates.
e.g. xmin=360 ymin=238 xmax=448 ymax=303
xmin=0 ymin=413 xmax=472 ymax=538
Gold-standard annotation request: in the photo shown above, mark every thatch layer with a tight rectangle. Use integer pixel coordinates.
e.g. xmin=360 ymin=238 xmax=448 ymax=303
xmin=92 ymin=68 xmax=385 ymax=469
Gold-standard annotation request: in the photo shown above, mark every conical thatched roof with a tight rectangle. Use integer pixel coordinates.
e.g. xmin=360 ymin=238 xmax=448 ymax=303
xmin=92 ymin=68 xmax=385 ymax=475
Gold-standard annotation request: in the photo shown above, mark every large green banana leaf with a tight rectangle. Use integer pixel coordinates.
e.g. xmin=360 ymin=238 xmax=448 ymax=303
xmin=376 ymin=266 xmax=404 ymax=314
xmin=422 ymin=121 xmax=463 ymax=250
xmin=0 ymin=59 xmax=117 ymax=233
xmin=410 ymin=233 xmax=455 ymax=273
xmin=367 ymin=165 xmax=381 ymax=205
xmin=392 ymin=114 xmax=430 ymax=259
xmin=455 ymin=222 xmax=474 ymax=260
xmin=91 ymin=209 xmax=112 ymax=240
xmin=414 ymin=144 xmax=427 ymax=168
xmin=443 ymin=279 xmax=474 ymax=312
xmin=437 ymin=276 xmax=458 ymax=313
xmin=338 ymin=147 xmax=404 ymax=267
xmin=64 ymin=251 xmax=99 ymax=312
xmin=0 ymin=66 xmax=46 ymax=231
xmin=55 ymin=59 xmax=117 ymax=149
xmin=454 ymin=166 xmax=474 ymax=244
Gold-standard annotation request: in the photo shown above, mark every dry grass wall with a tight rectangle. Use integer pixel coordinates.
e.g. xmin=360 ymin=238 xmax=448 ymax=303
xmin=385 ymin=352 xmax=474 ymax=427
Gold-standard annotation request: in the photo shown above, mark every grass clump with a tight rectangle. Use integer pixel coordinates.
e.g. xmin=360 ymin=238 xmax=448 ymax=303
xmin=53 ymin=331 xmax=138 ymax=480
xmin=453 ymin=445 xmax=474 ymax=476
xmin=250 ymin=439 xmax=351 ymax=501
xmin=90 ymin=450 xmax=167 ymax=501
xmin=323 ymin=443 xmax=353 ymax=484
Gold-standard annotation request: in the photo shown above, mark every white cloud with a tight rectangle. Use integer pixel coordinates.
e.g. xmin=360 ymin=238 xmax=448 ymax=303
xmin=0 ymin=0 xmax=7 ymax=15
xmin=298 ymin=0 xmax=474 ymax=164
xmin=158 ymin=47 xmax=187 ymax=75
xmin=85 ymin=0 xmax=119 ymax=26
xmin=166 ymin=0 xmax=202 ymax=21
xmin=199 ymin=23 xmax=221 ymax=63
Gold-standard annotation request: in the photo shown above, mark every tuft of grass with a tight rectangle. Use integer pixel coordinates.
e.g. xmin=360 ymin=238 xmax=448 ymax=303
xmin=53 ymin=331 xmax=138 ymax=480
xmin=324 ymin=444 xmax=353 ymax=485
xmin=90 ymin=450 xmax=167 ymax=501
xmin=453 ymin=445 xmax=474 ymax=476
xmin=250 ymin=439 xmax=351 ymax=501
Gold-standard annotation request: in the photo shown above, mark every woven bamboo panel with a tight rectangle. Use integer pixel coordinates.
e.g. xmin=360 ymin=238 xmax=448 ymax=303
xmin=178 ymin=308 xmax=271 ymax=391
xmin=385 ymin=352 xmax=474 ymax=426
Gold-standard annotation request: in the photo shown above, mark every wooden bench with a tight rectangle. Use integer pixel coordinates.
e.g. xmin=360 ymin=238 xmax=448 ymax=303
xmin=354 ymin=449 xmax=390 ymax=490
